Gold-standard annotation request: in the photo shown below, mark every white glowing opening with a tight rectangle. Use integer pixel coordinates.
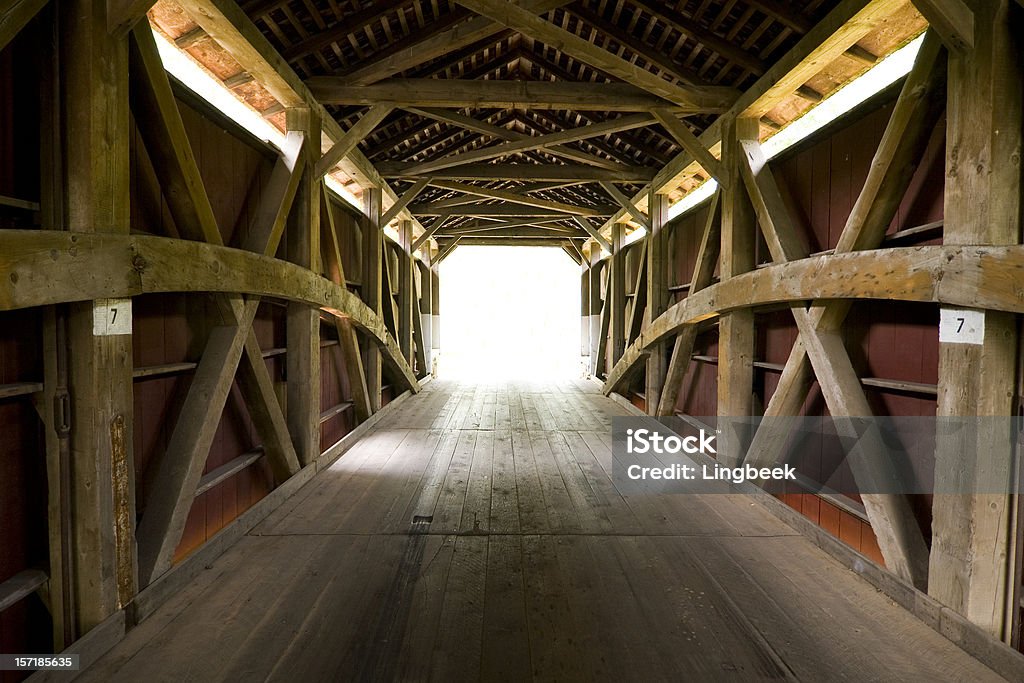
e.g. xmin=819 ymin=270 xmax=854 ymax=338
xmin=440 ymin=247 xmax=581 ymax=381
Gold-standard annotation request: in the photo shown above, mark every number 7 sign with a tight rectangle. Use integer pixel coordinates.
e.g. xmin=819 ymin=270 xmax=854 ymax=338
xmin=939 ymin=308 xmax=984 ymax=345
xmin=93 ymin=299 xmax=133 ymax=336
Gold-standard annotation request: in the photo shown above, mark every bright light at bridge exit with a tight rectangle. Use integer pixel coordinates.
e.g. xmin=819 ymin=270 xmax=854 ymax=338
xmin=439 ymin=246 xmax=581 ymax=381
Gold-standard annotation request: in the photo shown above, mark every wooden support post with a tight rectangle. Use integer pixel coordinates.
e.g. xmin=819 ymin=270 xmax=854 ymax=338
xmin=417 ymin=259 xmax=430 ymax=376
xmin=930 ymin=0 xmax=1022 ymax=641
xmin=588 ymin=249 xmax=603 ymax=377
xmin=286 ymin=108 xmax=321 ymax=465
xmin=38 ymin=11 xmax=72 ymax=648
xmin=363 ymin=187 xmax=384 ymax=410
xmin=581 ymin=261 xmax=591 ymax=374
xmin=60 ymin=0 xmax=136 ymax=633
xmin=398 ymin=219 xmax=415 ymax=363
xmin=609 ymin=223 xmax=627 ymax=365
xmin=716 ymin=117 xmax=757 ymax=465
xmin=431 ymin=263 xmax=440 ymax=376
xmin=645 ymin=192 xmax=669 ymax=415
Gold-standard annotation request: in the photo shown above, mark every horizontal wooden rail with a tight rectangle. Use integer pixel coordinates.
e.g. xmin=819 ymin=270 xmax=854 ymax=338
xmin=692 ymin=355 xmax=938 ymax=395
xmin=195 ymin=450 xmax=264 ymax=497
xmin=319 ymin=401 xmax=353 ymax=424
xmin=0 ymin=381 xmax=43 ymax=399
xmin=602 ymin=244 xmax=1024 ymax=393
xmin=0 ymin=569 xmax=48 ymax=613
xmin=0 ymin=230 xmax=419 ymax=394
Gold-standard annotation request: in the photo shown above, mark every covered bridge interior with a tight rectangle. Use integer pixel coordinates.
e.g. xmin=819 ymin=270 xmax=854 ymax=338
xmin=2 ymin=0 xmax=1024 ymax=679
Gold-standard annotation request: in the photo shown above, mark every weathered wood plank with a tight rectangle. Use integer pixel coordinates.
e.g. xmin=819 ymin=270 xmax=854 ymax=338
xmin=308 ymin=78 xmax=725 ymax=113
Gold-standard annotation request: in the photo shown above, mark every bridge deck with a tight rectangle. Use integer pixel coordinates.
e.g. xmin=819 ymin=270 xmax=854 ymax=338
xmin=84 ymin=380 xmax=1004 ymax=681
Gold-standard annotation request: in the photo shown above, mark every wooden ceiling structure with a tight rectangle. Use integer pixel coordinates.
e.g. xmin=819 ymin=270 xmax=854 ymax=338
xmin=148 ymin=0 xmax=927 ymax=258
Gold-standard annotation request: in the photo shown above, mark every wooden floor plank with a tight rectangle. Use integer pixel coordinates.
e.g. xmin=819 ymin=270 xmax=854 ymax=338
xmin=488 ymin=429 xmax=521 ymax=534
xmin=460 ymin=429 xmax=494 ymax=534
xmin=432 ymin=429 xmax=477 ymax=533
xmin=480 ymin=534 xmax=531 ymax=680
xmin=429 ymin=536 xmax=487 ymax=681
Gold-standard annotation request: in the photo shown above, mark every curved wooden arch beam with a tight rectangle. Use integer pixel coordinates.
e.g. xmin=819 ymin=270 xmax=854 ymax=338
xmin=0 ymin=230 xmax=420 ymax=393
xmin=601 ymin=244 xmax=1024 ymax=393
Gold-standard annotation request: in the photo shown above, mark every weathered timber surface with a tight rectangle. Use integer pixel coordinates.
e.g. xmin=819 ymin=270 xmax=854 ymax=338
xmin=81 ymin=380 xmax=1006 ymax=682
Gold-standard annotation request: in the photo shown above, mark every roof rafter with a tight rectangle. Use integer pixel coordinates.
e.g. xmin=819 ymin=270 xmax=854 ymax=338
xmin=452 ymin=0 xmax=740 ymax=108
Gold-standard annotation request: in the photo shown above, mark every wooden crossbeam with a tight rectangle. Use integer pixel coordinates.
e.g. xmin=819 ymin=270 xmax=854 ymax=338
xmin=411 ymin=213 xmax=451 ymax=252
xmin=1 ymin=0 xmax=49 ymax=52
xmin=380 ymin=177 xmax=430 ymax=226
xmin=241 ymin=130 xmax=306 ymax=254
xmin=441 ymin=237 xmax=575 ymax=247
xmin=408 ymin=204 xmax=610 ymax=217
xmin=315 ymin=104 xmax=393 ymax=179
xmin=435 ymin=237 xmax=462 ymax=263
xmin=573 ymin=216 xmax=613 ymax=253
xmin=427 ymin=180 xmax=607 ymax=217
xmin=378 ymin=161 xmax=655 ymax=181
xmin=452 ymin=0 xmax=738 ymax=109
xmin=129 ymin=27 xmax=222 ymax=244
xmin=911 ymin=0 xmax=973 ymax=52
xmin=650 ymin=109 xmax=725 ymax=185
xmin=737 ymin=134 xmax=808 ymax=260
xmin=405 ymin=106 xmax=625 ymax=170
xmin=439 ymin=217 xmax=568 ymax=233
xmin=599 ymin=181 xmax=651 ymax=230
xmin=440 ymin=226 xmax=583 ymax=238
xmin=308 ymin=78 xmax=702 ymax=112
xmin=394 ymin=113 xmax=657 ymax=175
xmin=137 ymin=297 xmax=261 ymax=584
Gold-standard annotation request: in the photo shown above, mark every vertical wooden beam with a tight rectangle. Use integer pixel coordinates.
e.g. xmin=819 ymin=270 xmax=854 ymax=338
xmin=930 ymin=0 xmax=1022 ymax=641
xmin=588 ymin=250 xmax=603 ymax=376
xmin=60 ymin=0 xmax=136 ymax=633
xmin=411 ymin=265 xmax=428 ymax=377
xmin=716 ymin=117 xmax=758 ymax=464
xmin=420 ymin=259 xmax=433 ymax=374
xmin=645 ymin=192 xmax=669 ymax=415
xmin=285 ymin=108 xmax=321 ymax=465
xmin=363 ymin=187 xmax=384 ymax=410
xmin=580 ymin=260 xmax=591 ymax=373
xmin=38 ymin=8 xmax=71 ymax=648
xmin=397 ymin=219 xmax=415 ymax=363
xmin=430 ymin=263 xmax=440 ymax=376
xmin=609 ymin=224 xmax=627 ymax=365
